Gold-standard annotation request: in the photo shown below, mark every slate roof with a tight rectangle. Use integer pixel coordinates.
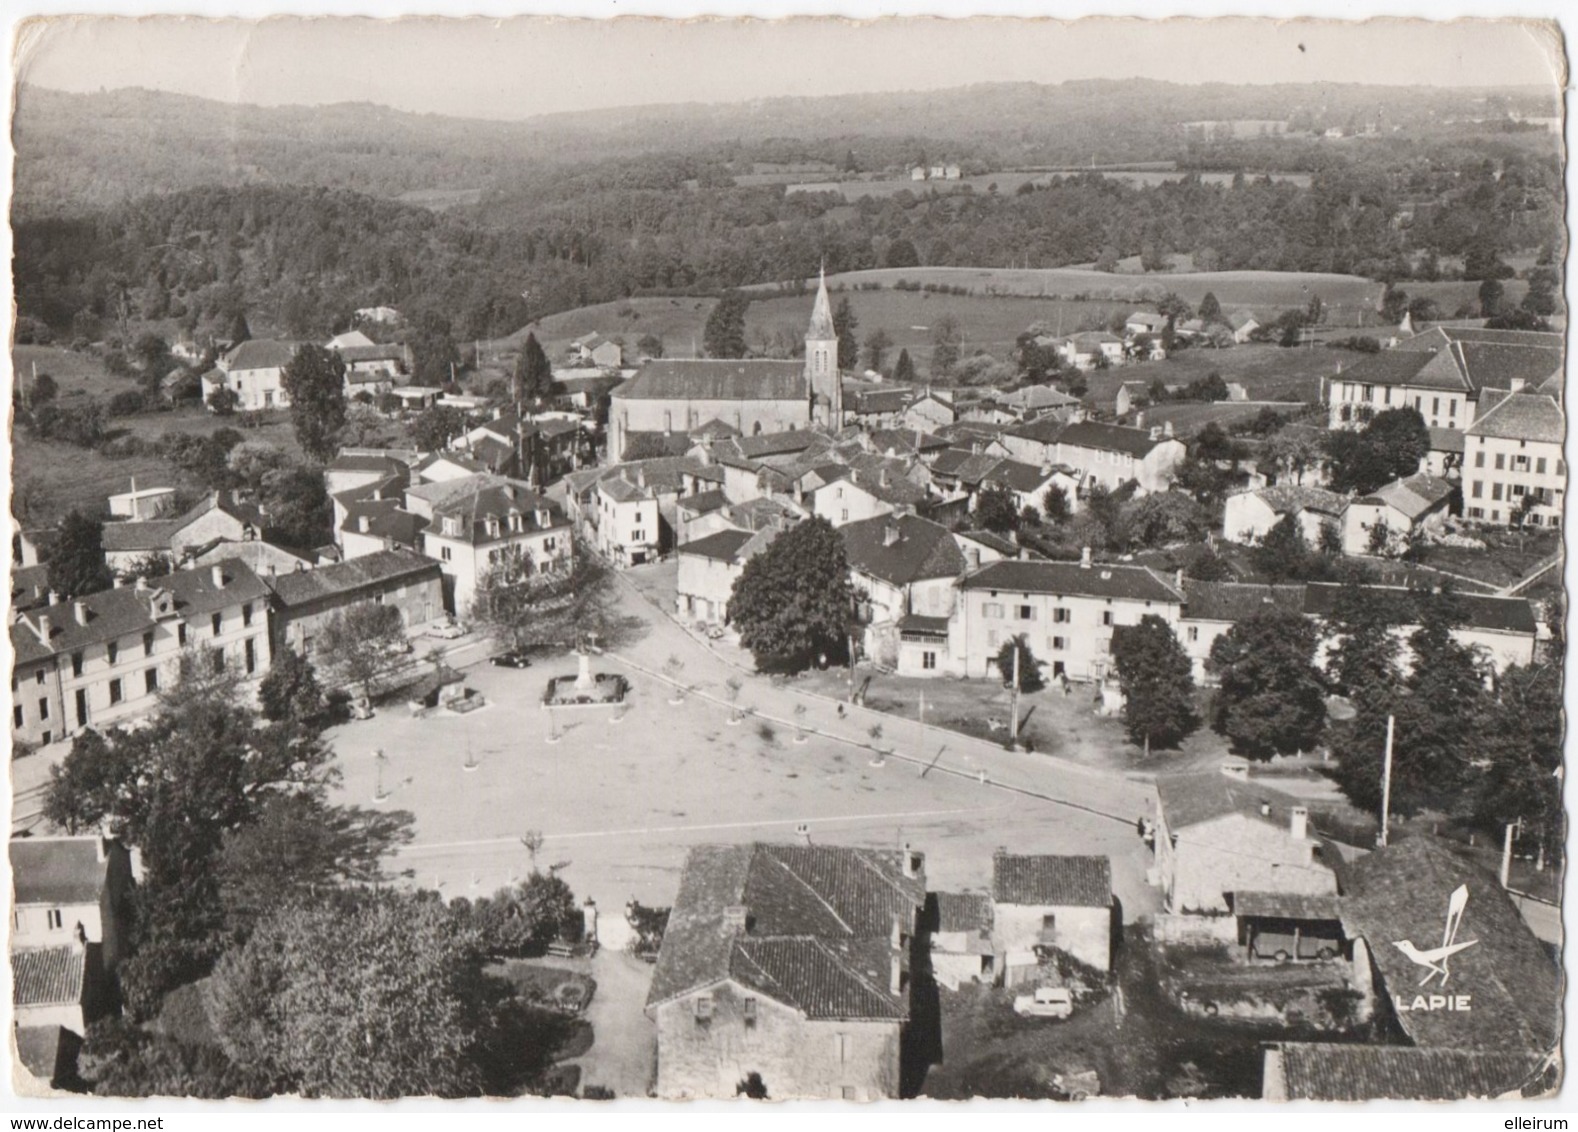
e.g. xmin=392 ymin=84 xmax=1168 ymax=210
xmin=1301 ymin=584 xmax=1537 ymax=635
xmin=807 ymin=275 xmax=837 ymax=341
xmin=992 ymin=854 xmax=1112 ymax=908
xmin=1330 ymin=349 xmax=1441 ymax=389
xmin=679 ymin=529 xmax=756 ymax=564
xmin=956 ymin=529 xmax=1022 ymax=558
xmin=9 ymin=838 xmax=114 ymax=906
xmin=221 ymin=339 xmax=297 ymax=371
xmin=961 ymin=559 xmax=1183 ymax=603
xmin=12 ymin=947 xmax=87 ymax=1007
xmin=1155 ymin=768 xmax=1306 ymax=832
xmin=934 ymin=891 xmax=993 ymax=935
xmin=264 ymin=549 xmax=439 ymax=607
xmin=1427 ymin=426 xmax=1466 ymax=454
xmin=328 ymin=454 xmax=411 ymax=476
xmin=11 ymin=559 xmax=269 ymax=666
xmin=647 ymin=843 xmax=925 ymax=1021
xmin=1057 ymin=420 xmax=1171 ymax=458
xmin=621 ymin=431 xmax=697 ymax=461
xmin=735 ymin=429 xmax=825 ymax=459
xmin=1464 ymin=389 xmax=1564 ymax=444
xmin=1338 ymin=837 xmax=1559 ymax=1053
xmin=1182 ymin=581 xmax=1307 ymax=623
xmin=612 ymin=359 xmax=807 ymax=401
xmin=677 ymin=489 xmax=729 ymax=516
xmin=1005 ymin=415 xmax=1070 ymax=446
xmin=338 ymin=344 xmax=406 ymax=364
xmin=428 ymin=480 xmax=567 ymax=544
xmin=339 ymin=498 xmax=429 ymax=548
xmin=1272 ymin=1044 xmax=1544 ymax=1101
xmin=840 ymin=514 xmax=965 ymax=587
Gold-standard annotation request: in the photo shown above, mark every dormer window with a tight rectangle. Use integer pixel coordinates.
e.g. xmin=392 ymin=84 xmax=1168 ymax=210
xmin=742 ymin=998 xmax=757 ymax=1027
xmin=694 ymin=995 xmax=714 ymax=1023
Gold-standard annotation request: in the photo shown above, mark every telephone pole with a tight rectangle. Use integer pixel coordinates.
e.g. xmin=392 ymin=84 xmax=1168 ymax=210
xmin=1378 ymin=713 xmax=1395 ymax=846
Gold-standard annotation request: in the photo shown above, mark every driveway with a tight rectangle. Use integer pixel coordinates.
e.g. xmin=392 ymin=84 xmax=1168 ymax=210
xmin=568 ymin=949 xmax=657 ymax=1099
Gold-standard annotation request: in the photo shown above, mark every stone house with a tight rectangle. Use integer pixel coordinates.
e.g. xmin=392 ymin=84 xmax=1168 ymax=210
xmin=1152 ymin=762 xmax=1337 ymax=915
xmin=9 ymin=837 xmax=136 ymax=975
xmin=991 ymin=852 xmax=1115 ymax=979
xmin=264 ymin=548 xmax=445 ymax=655
xmin=1221 ymin=484 xmax=1347 ymax=547
xmin=1462 ymin=384 xmax=1565 ymax=527
xmin=929 ymin=892 xmax=995 ymax=990
xmin=1339 ymin=471 xmax=1455 ymax=556
xmin=646 ymin=841 xmax=927 ymax=1101
xmin=200 ymin=339 xmax=298 ymax=412
xmin=676 ymin=526 xmax=780 ymax=625
xmin=840 ymin=514 xmax=966 ymax=670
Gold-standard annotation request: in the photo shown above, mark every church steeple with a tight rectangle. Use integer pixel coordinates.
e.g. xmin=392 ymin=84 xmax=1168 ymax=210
xmin=805 ymin=264 xmax=842 ymax=425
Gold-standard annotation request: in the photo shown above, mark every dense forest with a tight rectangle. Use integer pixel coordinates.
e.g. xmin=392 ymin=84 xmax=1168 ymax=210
xmin=13 ymin=79 xmax=1560 ymax=215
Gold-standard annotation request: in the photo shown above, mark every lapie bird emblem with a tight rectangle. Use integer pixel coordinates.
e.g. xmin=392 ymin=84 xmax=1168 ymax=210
xmin=1393 ymin=884 xmax=1478 ymax=986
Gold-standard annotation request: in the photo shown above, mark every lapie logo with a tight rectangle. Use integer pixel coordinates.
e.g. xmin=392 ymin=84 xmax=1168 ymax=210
xmin=1390 ymin=883 xmax=1476 ymax=1013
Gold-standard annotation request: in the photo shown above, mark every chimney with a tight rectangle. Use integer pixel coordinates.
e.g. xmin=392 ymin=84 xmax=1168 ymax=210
xmin=536 ymin=506 xmax=550 ymax=529
xmin=211 ymin=565 xmax=225 ymax=588
xmin=883 ymin=522 xmax=901 ymax=547
xmin=1164 ymin=420 xmax=1174 ymax=438
xmin=880 ymin=469 xmax=890 ymax=488
xmin=891 ymin=914 xmax=905 ymax=948
xmin=1260 ymin=801 xmax=1272 ymax=817
xmin=73 ymin=600 xmax=89 ymax=627
xmin=1080 ymin=546 xmax=1092 ymax=569
xmin=359 ymin=514 xmax=371 ymax=533
xmin=966 ymin=546 xmax=981 ymax=570
xmin=637 ymin=466 xmax=647 ymax=489
xmin=1510 ymin=377 xmax=1527 ymax=393
xmin=890 ymin=951 xmax=904 ymax=996
xmin=267 ymin=564 xmax=276 ymax=578
xmin=35 ymin=614 xmax=51 ymax=644
xmin=46 ymin=590 xmax=59 ymax=606
xmin=1290 ymin=806 xmax=1309 ymax=841
xmin=135 ymin=576 xmax=149 ymax=593
xmin=723 ymin=905 xmax=748 ymax=933
xmin=902 ymin=843 xmax=922 ymax=879
xmin=795 ymin=823 xmax=812 ymax=845
xmin=1150 ymin=425 xmax=1162 ymax=441
xmin=1175 ymin=568 xmax=1184 ymax=590
xmin=1135 ymin=411 xmax=1145 ymax=428
xmin=95 ymin=837 xmax=110 ymax=863
xmin=1040 ymin=462 xmax=1052 ymax=478
xmin=113 ymin=576 xmax=125 ymax=588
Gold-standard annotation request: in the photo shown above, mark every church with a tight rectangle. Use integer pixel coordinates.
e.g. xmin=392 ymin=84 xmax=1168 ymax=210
xmin=607 ymin=273 xmax=844 ymax=460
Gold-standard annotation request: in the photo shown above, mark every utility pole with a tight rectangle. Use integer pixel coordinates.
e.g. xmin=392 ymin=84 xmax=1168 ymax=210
xmin=1009 ymin=639 xmax=1021 ymax=745
xmin=1500 ymin=821 xmax=1514 ymax=887
xmin=1378 ymin=713 xmax=1395 ymax=846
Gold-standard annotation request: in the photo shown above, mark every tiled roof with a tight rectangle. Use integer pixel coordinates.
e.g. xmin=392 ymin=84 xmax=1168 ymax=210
xmin=895 ymin=613 xmax=950 ymax=637
xmin=1329 ymin=349 xmax=1441 ymax=389
xmin=1182 ymin=581 xmax=1307 ymax=623
xmin=1359 ymin=471 xmax=1455 ymax=520
xmin=1000 ymin=384 xmax=1080 ymax=410
xmin=612 ymin=359 xmax=807 ymax=402
xmin=1127 ymin=312 xmax=1167 ymax=330
xmin=1272 ymin=1044 xmax=1543 ymax=1101
xmin=264 ymin=549 xmax=439 ymax=607
xmin=849 ymin=388 xmax=914 ymax=415
xmin=1397 ymin=326 xmax=1564 ymax=351
xmin=845 ymin=467 xmax=929 ymax=507
xmin=1452 ymin=341 xmax=1565 ymax=396
xmin=1005 ymin=415 xmax=1070 ymax=445
xmin=100 ymin=518 xmax=183 ymax=552
xmin=428 ymin=480 xmax=567 ymax=544
xmin=679 ymin=529 xmax=757 ymax=564
xmin=1155 ymin=768 xmax=1306 ymax=832
xmin=934 ymin=891 xmax=993 ymax=935
xmin=12 ymin=563 xmax=51 ymax=607
xmin=1427 ymin=426 xmax=1466 ymax=454
xmin=961 ymin=559 xmax=1183 ymax=603
xmin=869 ymin=429 xmax=948 ymax=456
xmin=677 ymin=489 xmax=729 ymax=516
xmin=841 ymin=514 xmax=966 ymax=587
xmin=9 ymin=838 xmax=114 ymax=905
xmin=339 ymin=499 xmax=429 ymax=548
xmin=12 ymin=947 xmax=87 ymax=1007
xmin=992 ymin=854 xmax=1112 ymax=908
xmin=328 ymin=454 xmax=410 ymax=475
xmin=735 ymin=429 xmax=826 ymax=459
xmin=11 ymin=559 xmax=269 ymax=666
xmin=647 ymin=843 xmax=924 ymax=1020
xmin=726 ymin=497 xmax=799 ymax=532
xmin=1229 ymin=891 xmax=1340 ymax=921
xmin=986 ymin=459 xmax=1055 ymax=494
xmin=1252 ymin=484 xmax=1348 ymax=516
xmin=1301 ymin=584 xmax=1537 ymax=635
xmin=1057 ymin=420 xmax=1170 ymax=458
xmin=336 ymin=344 xmax=405 ymax=364
xmin=222 ymin=339 xmax=297 ymax=371
xmin=1227 ymin=310 xmax=1258 ymax=329
xmin=690 ymin=418 xmax=742 ymax=440
xmin=1338 ymin=837 xmax=1559 ymax=1053
xmin=956 ymin=529 xmax=1022 ymax=558
xmin=1465 ymin=389 xmax=1564 ymax=444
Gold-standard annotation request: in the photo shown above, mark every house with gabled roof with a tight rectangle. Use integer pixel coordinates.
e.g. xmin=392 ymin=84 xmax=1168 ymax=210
xmin=839 ymin=514 xmax=966 ymax=671
xmin=1462 ymin=386 xmax=1565 ymax=527
xmin=1054 ymin=420 xmax=1185 ymax=495
xmin=676 ymin=524 xmax=785 ymax=626
xmin=1327 ymin=325 xmax=1562 ymax=432
xmin=265 ymin=548 xmax=444 ymax=654
xmin=646 ymin=841 xmax=927 ymax=1100
xmin=1339 ymin=470 xmax=1455 ymax=555
xmin=929 ymin=892 xmax=995 ymax=991
xmin=1263 ymin=1044 xmax=1544 ymax=1101
xmin=948 ymin=552 xmax=1185 ymax=683
xmin=200 ymin=339 xmax=299 ymax=412
xmin=1152 ymin=761 xmax=1337 ymax=916
xmin=900 ymin=391 xmax=956 ymax=431
xmin=12 ymin=943 xmax=106 ymax=1037
xmin=1221 ymin=484 xmax=1348 ymax=547
xmin=1178 ymin=580 xmax=1307 ymax=682
xmin=101 ymin=491 xmax=270 ymax=578
xmin=10 ymin=837 xmax=136 ymax=974
xmin=992 ymin=851 xmax=1115 ymax=977
xmin=10 ymin=560 xmax=273 ymax=748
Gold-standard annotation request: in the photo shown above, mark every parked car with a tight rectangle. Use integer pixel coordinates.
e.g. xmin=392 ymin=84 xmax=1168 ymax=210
xmin=1013 ymin=985 xmax=1073 ymax=1019
xmin=490 ymin=650 xmax=533 ymax=669
xmin=1250 ymin=928 xmax=1341 ymax=963
xmin=426 ymin=620 xmax=466 ymax=640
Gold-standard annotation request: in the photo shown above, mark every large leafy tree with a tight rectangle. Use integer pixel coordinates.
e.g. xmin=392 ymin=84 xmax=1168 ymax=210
xmin=729 ymin=517 xmax=855 ymax=672
xmin=206 ymin=891 xmax=493 ymax=1098
xmin=1207 ymin=607 xmax=1327 ymax=758
xmin=1326 ymin=407 xmax=1429 ymax=495
xmin=408 ymin=311 xmax=460 ymax=386
xmin=259 ymin=465 xmax=333 ymax=551
xmin=43 ymin=655 xmax=338 ymax=1016
xmin=892 ymin=348 xmax=916 ymax=385
xmin=44 ymin=509 xmax=113 ymax=597
xmin=513 ymin=332 xmax=554 ymax=406
xmin=1473 ymin=661 xmax=1563 ymax=864
xmin=994 ymin=634 xmax=1045 ymax=693
xmin=315 ymin=603 xmax=408 ymax=700
xmin=257 ymin=646 xmax=327 ymax=726
xmin=929 ymin=314 xmax=962 ymax=379
xmin=279 ymin=344 xmax=348 ymax=462
xmin=1112 ymin=614 xmax=1198 ymax=753
xmin=469 ymin=547 xmax=621 ymax=652
xmin=408 ymin=404 xmax=467 ymax=452
xmin=974 ymin=483 xmax=1019 ymax=533
xmin=703 ymin=292 xmax=751 ymax=359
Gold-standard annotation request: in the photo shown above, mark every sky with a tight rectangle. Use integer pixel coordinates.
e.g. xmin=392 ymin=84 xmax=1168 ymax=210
xmin=11 ymin=14 xmax=1568 ymax=122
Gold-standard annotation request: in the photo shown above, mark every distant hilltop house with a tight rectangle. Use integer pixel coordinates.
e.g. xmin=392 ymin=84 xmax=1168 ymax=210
xmin=568 ymin=333 xmax=624 ymax=369
xmin=354 ymin=305 xmax=402 ymax=325
xmin=200 ymin=339 xmax=298 ymax=411
xmin=909 ymin=164 xmax=961 ymax=181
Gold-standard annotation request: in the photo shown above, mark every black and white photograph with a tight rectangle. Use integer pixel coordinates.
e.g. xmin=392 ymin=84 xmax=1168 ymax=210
xmin=2 ymin=11 xmax=1569 ymax=1109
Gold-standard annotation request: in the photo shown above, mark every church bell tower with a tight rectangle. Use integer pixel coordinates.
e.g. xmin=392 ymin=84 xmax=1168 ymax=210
xmin=805 ymin=266 xmax=842 ymax=426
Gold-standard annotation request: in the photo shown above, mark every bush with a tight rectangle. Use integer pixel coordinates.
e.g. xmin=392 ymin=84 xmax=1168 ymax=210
xmin=14 ymin=315 xmax=54 ymax=344
xmin=108 ymin=390 xmax=147 ymax=416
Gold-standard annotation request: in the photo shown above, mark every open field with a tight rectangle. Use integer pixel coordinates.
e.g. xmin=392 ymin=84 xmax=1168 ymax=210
xmin=13 ymin=344 xmax=135 ymax=399
xmin=752 ymin=267 xmax=1386 ymax=315
xmin=791 ymin=169 xmax=1312 ymax=202
xmin=1096 ymin=344 xmax=1345 ymax=405
xmin=13 ymin=431 xmax=177 ymax=528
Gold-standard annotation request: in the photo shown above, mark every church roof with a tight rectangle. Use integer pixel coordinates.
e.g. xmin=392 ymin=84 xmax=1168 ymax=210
xmin=807 ymin=270 xmax=837 ymax=341
xmin=611 ymin=360 xmax=806 ymax=402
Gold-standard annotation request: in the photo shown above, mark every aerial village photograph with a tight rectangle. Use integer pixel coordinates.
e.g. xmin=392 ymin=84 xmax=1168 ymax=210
xmin=1 ymin=11 xmax=1568 ymax=1112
